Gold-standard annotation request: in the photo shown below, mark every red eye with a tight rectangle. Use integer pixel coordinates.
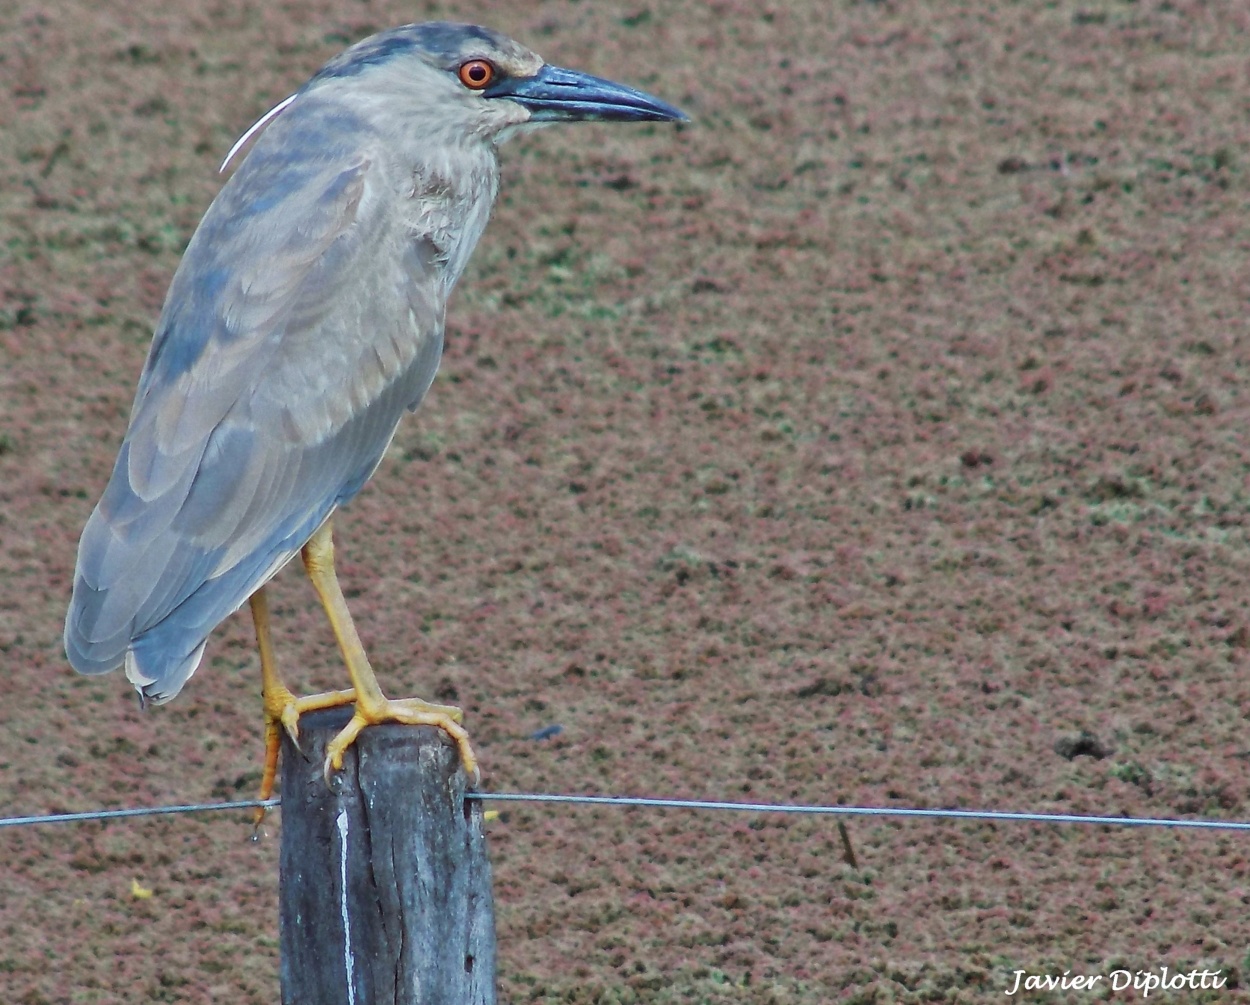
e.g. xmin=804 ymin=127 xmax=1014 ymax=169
xmin=458 ymin=60 xmax=495 ymax=90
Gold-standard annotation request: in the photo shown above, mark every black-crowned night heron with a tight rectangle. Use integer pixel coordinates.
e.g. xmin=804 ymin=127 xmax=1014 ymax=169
xmin=64 ymin=22 xmax=684 ymax=806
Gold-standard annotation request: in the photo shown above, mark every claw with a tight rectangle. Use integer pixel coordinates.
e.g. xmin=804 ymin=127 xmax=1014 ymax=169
xmin=322 ymin=754 xmax=339 ymax=789
xmin=280 ymin=704 xmax=303 ymax=754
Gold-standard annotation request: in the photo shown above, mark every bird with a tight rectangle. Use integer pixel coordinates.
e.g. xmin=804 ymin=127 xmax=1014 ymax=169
xmin=64 ymin=21 xmax=685 ymax=806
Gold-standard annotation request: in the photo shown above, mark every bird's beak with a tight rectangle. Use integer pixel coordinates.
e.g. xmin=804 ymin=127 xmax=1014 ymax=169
xmin=485 ymin=64 xmax=688 ymax=123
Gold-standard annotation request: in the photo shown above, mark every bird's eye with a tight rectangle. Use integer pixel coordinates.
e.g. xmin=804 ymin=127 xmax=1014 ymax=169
xmin=458 ymin=60 xmax=496 ymax=90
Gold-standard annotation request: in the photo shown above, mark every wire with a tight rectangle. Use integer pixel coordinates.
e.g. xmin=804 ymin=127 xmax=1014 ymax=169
xmin=0 ymin=798 xmax=280 ymax=829
xmin=3 ymin=792 xmax=1250 ymax=831
xmin=469 ymin=793 xmax=1250 ymax=830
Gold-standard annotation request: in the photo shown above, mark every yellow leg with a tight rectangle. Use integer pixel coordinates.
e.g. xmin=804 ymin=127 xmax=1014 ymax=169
xmin=250 ymin=585 xmax=356 ymax=827
xmin=301 ymin=519 xmax=478 ymax=784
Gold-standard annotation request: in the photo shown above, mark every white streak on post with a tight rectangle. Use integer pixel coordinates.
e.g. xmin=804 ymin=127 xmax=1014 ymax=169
xmin=336 ymin=807 xmax=357 ymax=1005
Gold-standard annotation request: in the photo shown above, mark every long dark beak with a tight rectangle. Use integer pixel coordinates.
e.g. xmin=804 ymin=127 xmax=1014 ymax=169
xmin=484 ymin=64 xmax=687 ymax=123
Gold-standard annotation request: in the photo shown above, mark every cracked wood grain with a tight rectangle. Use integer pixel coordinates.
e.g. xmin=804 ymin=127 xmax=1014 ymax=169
xmin=278 ymin=707 xmax=496 ymax=1005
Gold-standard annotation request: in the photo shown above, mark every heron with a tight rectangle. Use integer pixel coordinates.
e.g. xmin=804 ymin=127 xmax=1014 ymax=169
xmin=63 ymin=22 xmax=685 ymax=807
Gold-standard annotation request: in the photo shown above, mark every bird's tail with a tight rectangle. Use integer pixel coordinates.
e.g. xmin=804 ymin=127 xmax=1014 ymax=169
xmin=125 ymin=636 xmax=208 ymax=705
xmin=66 ymin=595 xmax=209 ymax=705
xmin=64 ymin=581 xmax=129 ymax=677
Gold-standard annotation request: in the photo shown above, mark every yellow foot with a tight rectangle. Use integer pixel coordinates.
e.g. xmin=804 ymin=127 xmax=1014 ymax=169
xmin=254 ymin=686 xmax=357 ymax=829
xmin=323 ymin=697 xmax=478 ymax=787
xmin=265 ymin=685 xmax=359 ymax=750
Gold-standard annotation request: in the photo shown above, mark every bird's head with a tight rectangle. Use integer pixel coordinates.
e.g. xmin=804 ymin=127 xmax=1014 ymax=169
xmin=220 ymin=22 xmax=685 ymax=173
xmin=311 ymin=21 xmax=686 ymax=142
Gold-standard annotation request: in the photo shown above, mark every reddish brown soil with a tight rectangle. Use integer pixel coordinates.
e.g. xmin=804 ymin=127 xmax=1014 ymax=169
xmin=4 ymin=1 xmax=1250 ymax=1002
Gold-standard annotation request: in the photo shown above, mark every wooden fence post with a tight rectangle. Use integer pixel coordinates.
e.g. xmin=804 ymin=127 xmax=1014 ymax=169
xmin=278 ymin=707 xmax=496 ymax=1005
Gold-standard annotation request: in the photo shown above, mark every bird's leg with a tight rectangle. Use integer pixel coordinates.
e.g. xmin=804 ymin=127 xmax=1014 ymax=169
xmin=301 ymin=519 xmax=478 ymax=784
xmin=250 ymin=585 xmax=355 ymax=827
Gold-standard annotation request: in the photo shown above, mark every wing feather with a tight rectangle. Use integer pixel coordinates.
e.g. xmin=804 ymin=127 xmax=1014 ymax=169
xmin=65 ymin=93 xmax=450 ymax=694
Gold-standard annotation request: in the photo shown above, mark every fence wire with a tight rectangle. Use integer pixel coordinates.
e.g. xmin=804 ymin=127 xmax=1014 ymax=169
xmin=3 ymin=792 xmax=1250 ymax=831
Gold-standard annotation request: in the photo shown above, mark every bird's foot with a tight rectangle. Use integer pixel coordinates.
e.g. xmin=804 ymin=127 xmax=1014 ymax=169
xmin=254 ymin=685 xmax=356 ymax=829
xmin=264 ymin=683 xmax=359 ymax=750
xmin=323 ymin=695 xmax=478 ymax=787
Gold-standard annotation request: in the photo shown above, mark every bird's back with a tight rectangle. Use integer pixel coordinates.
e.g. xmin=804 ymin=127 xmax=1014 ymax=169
xmin=65 ymin=84 xmax=500 ymax=703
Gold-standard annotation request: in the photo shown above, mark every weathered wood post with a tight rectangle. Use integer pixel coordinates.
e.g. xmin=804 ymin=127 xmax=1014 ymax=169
xmin=278 ymin=707 xmax=496 ymax=1005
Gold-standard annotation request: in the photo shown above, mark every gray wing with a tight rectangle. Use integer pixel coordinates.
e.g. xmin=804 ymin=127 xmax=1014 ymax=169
xmin=65 ymin=99 xmax=446 ymax=701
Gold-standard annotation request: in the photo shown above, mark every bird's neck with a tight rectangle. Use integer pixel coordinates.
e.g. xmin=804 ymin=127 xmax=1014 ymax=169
xmin=401 ymin=138 xmax=500 ymax=295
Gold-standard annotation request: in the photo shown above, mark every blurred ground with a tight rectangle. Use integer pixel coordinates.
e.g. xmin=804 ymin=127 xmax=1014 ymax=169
xmin=3 ymin=0 xmax=1250 ymax=1002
